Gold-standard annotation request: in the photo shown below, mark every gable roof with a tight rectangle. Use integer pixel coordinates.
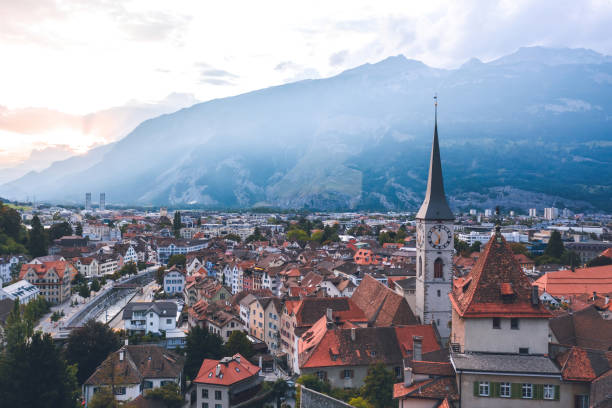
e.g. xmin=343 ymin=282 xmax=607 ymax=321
xmin=194 ymin=354 xmax=260 ymax=386
xmin=549 ymin=306 xmax=612 ymax=351
xmin=19 ymin=261 xmax=76 ymax=280
xmin=534 ymin=265 xmax=612 ymax=297
xmin=556 ymin=346 xmax=612 ymax=382
xmin=450 ymin=233 xmax=551 ymax=319
xmin=294 ymin=297 xmax=366 ymax=328
xmin=351 ymin=274 xmax=418 ymax=326
xmin=85 ymin=345 xmax=184 ymax=385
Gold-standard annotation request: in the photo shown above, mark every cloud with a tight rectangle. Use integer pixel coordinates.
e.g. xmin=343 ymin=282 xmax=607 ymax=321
xmin=543 ymin=98 xmax=600 ymax=113
xmin=329 ymin=50 xmax=349 ymax=66
xmin=200 ymin=78 xmax=235 ymax=86
xmin=200 ymin=69 xmax=238 ymax=78
xmin=275 ymin=61 xmax=300 ymax=71
xmin=197 ymin=63 xmax=239 ymax=86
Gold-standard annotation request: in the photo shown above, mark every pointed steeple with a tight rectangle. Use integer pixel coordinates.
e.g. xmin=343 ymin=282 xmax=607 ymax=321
xmin=416 ymin=97 xmax=454 ymax=220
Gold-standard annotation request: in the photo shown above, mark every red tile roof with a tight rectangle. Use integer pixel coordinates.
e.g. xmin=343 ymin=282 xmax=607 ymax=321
xmin=19 ymin=261 xmax=76 ymax=280
xmin=534 ymin=265 xmax=612 ymax=297
xmin=352 ymin=274 xmax=418 ymax=326
xmin=194 ymin=354 xmax=260 ymax=386
xmin=450 ymin=233 xmax=551 ymax=319
xmin=393 ymin=377 xmax=458 ymax=401
xmin=601 ymin=248 xmax=612 ymax=259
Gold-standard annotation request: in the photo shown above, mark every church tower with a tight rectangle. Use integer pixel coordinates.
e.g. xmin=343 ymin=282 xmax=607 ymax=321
xmin=415 ymin=97 xmax=454 ymax=340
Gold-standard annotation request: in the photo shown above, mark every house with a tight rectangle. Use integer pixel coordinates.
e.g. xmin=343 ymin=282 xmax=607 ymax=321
xmin=163 ymin=266 xmax=185 ymax=294
xmin=154 ymin=238 xmax=208 ymax=264
xmin=298 ymin=316 xmax=442 ymax=387
xmin=83 ymin=344 xmax=184 ymax=406
xmin=75 ymin=257 xmax=99 ymax=277
xmin=184 ymin=276 xmax=231 ymax=306
xmin=393 ymin=361 xmax=458 ymax=408
xmin=0 ymin=255 xmax=22 ymax=285
xmin=188 ymin=300 xmax=245 ymax=342
xmin=319 ymin=276 xmax=356 ymax=298
xmin=534 ymin=264 xmax=612 ymax=298
xmin=0 ymin=280 xmax=40 ymax=304
xmin=351 ymin=274 xmax=418 ymax=327
xmin=114 ymin=243 xmax=138 ymax=267
xmin=248 ymin=297 xmax=281 ymax=350
xmin=19 ymin=261 xmax=76 ymax=304
xmin=192 ymin=354 xmax=263 ymax=408
xmin=122 ymin=302 xmax=179 ymax=335
xmin=449 ymin=230 xmax=574 ymax=407
xmin=549 ymin=305 xmax=612 ymax=351
xmin=97 ymin=254 xmax=119 ymax=275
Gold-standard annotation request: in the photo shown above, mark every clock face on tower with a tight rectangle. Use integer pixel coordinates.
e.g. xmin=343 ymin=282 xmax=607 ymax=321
xmin=427 ymin=224 xmax=452 ymax=249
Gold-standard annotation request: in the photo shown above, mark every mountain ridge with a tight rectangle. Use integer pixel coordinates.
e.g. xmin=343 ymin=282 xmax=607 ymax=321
xmin=2 ymin=46 xmax=612 ymax=212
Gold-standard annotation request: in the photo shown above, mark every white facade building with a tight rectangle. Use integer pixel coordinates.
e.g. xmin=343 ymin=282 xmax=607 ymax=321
xmin=0 ymin=280 xmax=40 ymax=304
xmin=122 ymin=301 xmax=180 ymax=335
xmin=164 ymin=268 xmax=185 ymax=294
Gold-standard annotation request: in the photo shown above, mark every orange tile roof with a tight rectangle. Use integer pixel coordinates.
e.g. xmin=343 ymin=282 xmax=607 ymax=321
xmin=534 ymin=265 xmax=612 ymax=297
xmin=193 ymin=354 xmax=260 ymax=386
xmin=601 ymin=248 xmax=612 ymax=259
xmin=19 ymin=261 xmax=76 ymax=280
xmin=352 ymin=274 xmax=418 ymax=326
xmin=450 ymin=233 xmax=551 ymax=319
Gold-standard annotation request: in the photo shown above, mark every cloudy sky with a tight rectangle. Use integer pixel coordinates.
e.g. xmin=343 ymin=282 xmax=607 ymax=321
xmin=1 ymin=0 xmax=612 ymax=170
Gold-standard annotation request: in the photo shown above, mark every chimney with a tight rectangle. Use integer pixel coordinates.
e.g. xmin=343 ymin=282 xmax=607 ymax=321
xmin=351 ymin=327 xmax=356 ymax=341
xmin=215 ymin=364 xmax=221 ymax=377
xmin=124 ymin=338 xmax=129 ymax=346
xmin=326 ymin=308 xmax=333 ymax=322
xmin=413 ymin=336 xmax=423 ymax=361
xmin=258 ymin=356 xmax=262 ymax=368
xmin=593 ymin=291 xmax=597 ymax=301
xmin=236 ymin=355 xmax=240 ymax=364
xmin=531 ymin=286 xmax=539 ymax=306
xmin=119 ymin=351 xmax=124 ymax=361
xmin=403 ymin=366 xmax=413 ymax=387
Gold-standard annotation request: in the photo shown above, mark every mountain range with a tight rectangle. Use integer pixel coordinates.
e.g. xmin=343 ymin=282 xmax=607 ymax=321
xmin=2 ymin=46 xmax=612 ymax=212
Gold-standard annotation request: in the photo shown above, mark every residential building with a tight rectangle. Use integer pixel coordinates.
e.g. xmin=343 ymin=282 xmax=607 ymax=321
xmin=163 ymin=266 xmax=185 ymax=294
xmin=83 ymin=344 xmax=184 ymax=405
xmin=192 ymin=354 xmax=263 ymax=408
xmin=19 ymin=261 xmax=76 ymax=304
xmin=534 ymin=264 xmax=612 ymax=298
xmin=0 ymin=280 xmax=40 ymax=304
xmin=75 ymin=257 xmax=99 ymax=277
xmin=544 ymin=207 xmax=559 ymax=220
xmin=0 ymin=255 xmax=22 ymax=285
xmin=155 ymin=238 xmax=207 ymax=264
xmin=529 ymin=208 xmax=537 ymax=217
xmin=122 ymin=302 xmax=179 ymax=335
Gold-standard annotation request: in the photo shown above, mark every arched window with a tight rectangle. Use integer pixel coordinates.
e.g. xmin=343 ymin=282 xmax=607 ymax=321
xmin=434 ymin=258 xmax=444 ymax=279
xmin=418 ymin=256 xmax=423 ymax=277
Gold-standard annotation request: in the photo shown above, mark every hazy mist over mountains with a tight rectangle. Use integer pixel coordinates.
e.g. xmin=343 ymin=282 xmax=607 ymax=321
xmin=3 ymin=46 xmax=612 ymax=212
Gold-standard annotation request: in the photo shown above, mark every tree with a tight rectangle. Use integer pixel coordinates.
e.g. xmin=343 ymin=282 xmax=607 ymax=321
xmin=168 ymin=254 xmax=186 ymax=268
xmin=224 ymin=233 xmax=242 ymax=243
xmin=286 ymin=229 xmax=309 ymax=243
xmin=75 ymin=222 xmax=83 ymax=237
xmin=509 ymin=242 xmax=530 ymax=256
xmin=119 ymin=262 xmax=138 ymax=276
xmin=156 ymin=266 xmax=166 ymax=285
xmin=296 ymin=374 xmax=330 ymax=394
xmin=145 ymin=382 xmax=183 ymax=408
xmin=245 ymin=227 xmax=265 ymax=243
xmin=224 ymin=330 xmax=254 ymax=359
xmin=349 ymin=397 xmax=373 ymax=408
xmin=78 ymin=283 xmax=91 ymax=298
xmin=454 ymin=236 xmax=470 ymax=255
xmin=469 ymin=241 xmax=482 ymax=253
xmin=88 ymin=387 xmax=118 ymax=408
xmin=362 ymin=362 xmax=394 ymax=408
xmin=544 ymin=230 xmax=565 ymax=260
xmin=91 ymin=277 xmax=101 ymax=292
xmin=65 ymin=320 xmax=121 ymax=384
xmin=173 ymin=211 xmax=181 ymax=238
xmin=48 ymin=221 xmax=73 ymax=242
xmin=587 ymin=255 xmax=612 ymax=267
xmin=27 ymin=215 xmax=47 ymax=257
xmin=4 ymin=299 xmax=32 ymax=351
xmin=184 ymin=326 xmax=224 ymax=380
xmin=271 ymin=379 xmax=289 ymax=408
xmin=561 ymin=250 xmax=581 ymax=269
xmin=0 ymin=332 xmax=79 ymax=408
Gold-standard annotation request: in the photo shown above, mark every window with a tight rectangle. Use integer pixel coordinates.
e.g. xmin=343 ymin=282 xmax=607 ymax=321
xmin=202 ymin=404 xmax=208 ymax=408
xmin=434 ymin=258 xmax=443 ymax=279
xmin=215 ymin=405 xmax=222 ymax=408
xmin=479 ymin=381 xmax=490 ymax=396
xmin=114 ymin=387 xmax=127 ymax=395
xmin=166 ymin=318 xmax=172 ymax=324
xmin=519 ymin=347 xmax=529 ymax=355
xmin=215 ymin=390 xmax=222 ymax=400
xmin=395 ymin=367 xmax=402 ymax=378
xmin=437 ymin=289 xmax=441 ymax=297
xmin=500 ymin=382 xmax=511 ymax=398
xmin=543 ymin=384 xmax=554 ymax=400
xmin=511 ymin=318 xmax=519 ymax=330
xmin=202 ymin=389 xmax=209 ymax=398
xmin=522 ymin=383 xmax=533 ymax=399
xmin=418 ymin=256 xmax=422 ymax=277
xmin=343 ymin=369 xmax=353 ymax=379
xmin=316 ymin=371 xmax=327 ymax=381
xmin=492 ymin=317 xmax=501 ymax=329
xmin=143 ymin=380 xmax=153 ymax=389
xmin=576 ymin=395 xmax=589 ymax=408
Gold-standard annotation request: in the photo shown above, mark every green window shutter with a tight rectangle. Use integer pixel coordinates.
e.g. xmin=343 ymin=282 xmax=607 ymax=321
xmin=474 ymin=381 xmax=479 ymax=397
xmin=492 ymin=382 xmax=499 ymax=398
xmin=535 ymin=384 xmax=543 ymax=400
xmin=511 ymin=383 xmax=521 ymax=399
xmin=554 ymin=385 xmax=560 ymax=401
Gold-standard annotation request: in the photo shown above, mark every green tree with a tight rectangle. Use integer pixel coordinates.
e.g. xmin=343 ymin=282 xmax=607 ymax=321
xmin=88 ymin=387 xmax=117 ymax=408
xmin=65 ymin=320 xmax=121 ymax=384
xmin=184 ymin=326 xmax=224 ymax=380
xmin=173 ymin=211 xmax=181 ymax=238
xmin=4 ymin=299 xmax=32 ymax=351
xmin=454 ymin=236 xmax=470 ymax=255
xmin=469 ymin=241 xmax=482 ymax=253
xmin=75 ymin=222 xmax=83 ymax=237
xmin=286 ymin=229 xmax=309 ymax=243
xmin=48 ymin=221 xmax=73 ymax=242
xmin=296 ymin=374 xmax=330 ymax=394
xmin=0 ymin=332 xmax=79 ymax=408
xmin=167 ymin=254 xmax=186 ymax=268
xmin=245 ymin=227 xmax=265 ymax=243
xmin=544 ymin=230 xmax=565 ymax=260
xmin=349 ymin=397 xmax=373 ymax=408
xmin=224 ymin=233 xmax=242 ymax=243
xmin=145 ymin=382 xmax=183 ymax=408
xmin=156 ymin=266 xmax=166 ymax=285
xmin=78 ymin=283 xmax=91 ymax=298
xmin=27 ymin=215 xmax=47 ymax=257
xmin=587 ymin=255 xmax=612 ymax=267
xmin=91 ymin=278 xmax=101 ymax=292
xmin=509 ymin=242 xmax=530 ymax=256
xmin=362 ymin=362 xmax=394 ymax=408
xmin=224 ymin=330 xmax=254 ymax=359
xmin=119 ymin=262 xmax=138 ymax=276
xmin=561 ymin=250 xmax=581 ymax=269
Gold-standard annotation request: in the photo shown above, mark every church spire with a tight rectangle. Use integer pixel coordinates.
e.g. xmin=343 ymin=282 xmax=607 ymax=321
xmin=416 ymin=96 xmax=454 ymax=220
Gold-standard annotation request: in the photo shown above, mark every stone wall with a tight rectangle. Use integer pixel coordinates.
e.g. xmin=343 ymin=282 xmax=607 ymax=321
xmin=300 ymin=386 xmax=355 ymax=408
